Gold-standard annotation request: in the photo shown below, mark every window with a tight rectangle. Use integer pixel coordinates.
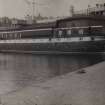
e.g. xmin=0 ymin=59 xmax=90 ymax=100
xmin=58 ymin=30 xmax=62 ymax=37
xmin=9 ymin=33 xmax=13 ymax=39
xmin=19 ymin=33 xmax=21 ymax=38
xmin=0 ymin=33 xmax=2 ymax=39
xmin=14 ymin=33 xmax=17 ymax=39
xmin=5 ymin=33 xmax=8 ymax=39
xmin=2 ymin=33 xmax=3 ymax=39
xmin=67 ymin=30 xmax=72 ymax=35
xmin=78 ymin=29 xmax=84 ymax=35
xmin=4 ymin=34 xmax=7 ymax=39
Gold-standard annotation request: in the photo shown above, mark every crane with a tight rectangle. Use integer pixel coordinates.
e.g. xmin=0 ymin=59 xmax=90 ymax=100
xmin=24 ymin=0 xmax=35 ymax=20
xmin=24 ymin=0 xmax=48 ymax=20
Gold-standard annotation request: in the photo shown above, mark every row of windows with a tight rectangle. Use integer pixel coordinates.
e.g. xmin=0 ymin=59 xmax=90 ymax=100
xmin=0 ymin=33 xmax=22 ymax=39
xmin=57 ymin=29 xmax=84 ymax=36
xmin=0 ymin=27 xmax=103 ymax=39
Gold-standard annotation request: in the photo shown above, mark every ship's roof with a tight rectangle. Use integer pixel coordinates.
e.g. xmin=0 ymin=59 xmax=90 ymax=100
xmin=57 ymin=15 xmax=105 ymax=23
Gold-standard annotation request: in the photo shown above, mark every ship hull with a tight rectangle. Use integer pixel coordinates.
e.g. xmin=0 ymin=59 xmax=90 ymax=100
xmin=0 ymin=37 xmax=104 ymax=54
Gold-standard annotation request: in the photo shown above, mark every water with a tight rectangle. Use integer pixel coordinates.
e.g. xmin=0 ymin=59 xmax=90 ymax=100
xmin=0 ymin=53 xmax=104 ymax=95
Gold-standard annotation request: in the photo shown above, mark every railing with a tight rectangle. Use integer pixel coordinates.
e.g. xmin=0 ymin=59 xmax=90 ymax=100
xmin=74 ymin=6 xmax=105 ymax=16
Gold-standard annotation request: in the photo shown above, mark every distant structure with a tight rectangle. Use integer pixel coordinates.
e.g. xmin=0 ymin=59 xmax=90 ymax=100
xmin=73 ymin=3 xmax=105 ymax=16
xmin=70 ymin=5 xmax=75 ymax=16
xmin=24 ymin=0 xmax=35 ymax=21
xmin=90 ymin=3 xmax=105 ymax=15
xmin=11 ymin=19 xmax=27 ymax=28
xmin=25 ymin=15 xmax=33 ymax=24
xmin=24 ymin=0 xmax=48 ymax=23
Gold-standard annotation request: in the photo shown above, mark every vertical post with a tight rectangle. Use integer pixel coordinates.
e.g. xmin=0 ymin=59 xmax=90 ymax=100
xmin=70 ymin=5 xmax=75 ymax=16
xmin=87 ymin=5 xmax=91 ymax=15
xmin=32 ymin=0 xmax=35 ymax=21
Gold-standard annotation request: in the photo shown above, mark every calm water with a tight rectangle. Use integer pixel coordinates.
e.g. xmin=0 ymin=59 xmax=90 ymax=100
xmin=0 ymin=53 xmax=104 ymax=95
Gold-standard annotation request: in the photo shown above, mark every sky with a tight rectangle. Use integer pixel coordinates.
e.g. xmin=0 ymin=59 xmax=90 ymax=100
xmin=0 ymin=0 xmax=104 ymax=19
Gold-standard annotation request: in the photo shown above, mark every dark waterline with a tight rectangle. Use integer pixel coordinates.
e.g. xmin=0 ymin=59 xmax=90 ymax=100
xmin=0 ymin=53 xmax=104 ymax=95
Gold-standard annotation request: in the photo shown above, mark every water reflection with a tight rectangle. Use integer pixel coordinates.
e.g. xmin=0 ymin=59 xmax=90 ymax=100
xmin=0 ymin=53 xmax=104 ymax=95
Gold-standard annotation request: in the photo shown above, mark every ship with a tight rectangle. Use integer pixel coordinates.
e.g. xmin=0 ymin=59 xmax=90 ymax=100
xmin=0 ymin=3 xmax=105 ymax=54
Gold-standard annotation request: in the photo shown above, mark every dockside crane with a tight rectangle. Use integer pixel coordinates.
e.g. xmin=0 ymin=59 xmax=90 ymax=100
xmin=24 ymin=0 xmax=48 ymax=20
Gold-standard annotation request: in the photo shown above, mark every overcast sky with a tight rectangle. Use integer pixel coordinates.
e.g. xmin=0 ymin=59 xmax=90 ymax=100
xmin=0 ymin=0 xmax=104 ymax=19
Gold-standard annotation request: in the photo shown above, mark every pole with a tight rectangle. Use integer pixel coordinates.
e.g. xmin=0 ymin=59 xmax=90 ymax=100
xmin=32 ymin=0 xmax=35 ymax=21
